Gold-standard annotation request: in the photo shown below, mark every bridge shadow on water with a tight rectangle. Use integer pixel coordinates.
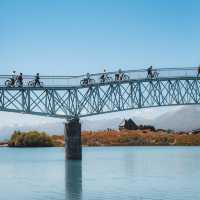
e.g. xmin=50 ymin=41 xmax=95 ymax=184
xmin=65 ymin=160 xmax=82 ymax=200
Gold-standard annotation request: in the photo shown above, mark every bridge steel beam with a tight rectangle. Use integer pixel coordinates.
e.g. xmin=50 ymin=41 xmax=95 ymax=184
xmin=0 ymin=77 xmax=199 ymax=118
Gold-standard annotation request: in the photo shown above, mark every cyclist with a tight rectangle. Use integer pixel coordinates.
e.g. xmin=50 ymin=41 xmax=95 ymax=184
xmin=11 ymin=70 xmax=16 ymax=86
xmin=100 ymin=69 xmax=107 ymax=83
xmin=17 ymin=72 xmax=23 ymax=86
xmin=147 ymin=66 xmax=153 ymax=78
xmin=86 ymin=73 xmax=90 ymax=84
xmin=115 ymin=69 xmax=122 ymax=81
xmin=86 ymin=72 xmax=90 ymax=78
xmin=35 ymin=73 xmax=40 ymax=86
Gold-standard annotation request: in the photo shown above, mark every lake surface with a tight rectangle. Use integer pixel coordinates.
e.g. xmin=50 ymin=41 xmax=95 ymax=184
xmin=0 ymin=147 xmax=200 ymax=200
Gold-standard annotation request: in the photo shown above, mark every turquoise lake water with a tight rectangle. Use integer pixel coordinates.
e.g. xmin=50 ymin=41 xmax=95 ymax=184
xmin=0 ymin=146 xmax=200 ymax=200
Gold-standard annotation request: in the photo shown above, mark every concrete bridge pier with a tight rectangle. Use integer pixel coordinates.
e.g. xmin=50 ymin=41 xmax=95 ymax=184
xmin=64 ymin=118 xmax=82 ymax=160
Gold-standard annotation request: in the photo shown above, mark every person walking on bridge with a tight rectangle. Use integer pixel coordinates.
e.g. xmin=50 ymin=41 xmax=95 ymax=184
xmin=35 ymin=73 xmax=40 ymax=86
xmin=147 ymin=66 xmax=153 ymax=78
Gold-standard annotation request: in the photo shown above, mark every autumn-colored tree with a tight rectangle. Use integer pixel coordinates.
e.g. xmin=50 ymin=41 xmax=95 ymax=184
xmin=9 ymin=131 xmax=54 ymax=147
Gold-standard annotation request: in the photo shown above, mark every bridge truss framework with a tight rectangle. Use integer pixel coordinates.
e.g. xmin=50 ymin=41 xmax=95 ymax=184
xmin=0 ymin=77 xmax=199 ymax=119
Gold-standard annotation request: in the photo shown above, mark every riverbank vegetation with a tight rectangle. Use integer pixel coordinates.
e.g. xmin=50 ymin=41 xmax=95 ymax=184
xmin=5 ymin=129 xmax=200 ymax=147
xmin=81 ymin=130 xmax=200 ymax=146
xmin=52 ymin=130 xmax=200 ymax=146
xmin=8 ymin=131 xmax=55 ymax=147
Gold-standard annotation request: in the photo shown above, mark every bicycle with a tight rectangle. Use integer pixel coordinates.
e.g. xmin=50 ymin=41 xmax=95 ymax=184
xmin=80 ymin=78 xmax=95 ymax=86
xmin=5 ymin=78 xmax=15 ymax=87
xmin=115 ymin=73 xmax=130 ymax=81
xmin=28 ymin=80 xmax=44 ymax=87
xmin=147 ymin=71 xmax=159 ymax=79
xmin=100 ymin=74 xmax=113 ymax=83
xmin=5 ymin=78 xmax=23 ymax=87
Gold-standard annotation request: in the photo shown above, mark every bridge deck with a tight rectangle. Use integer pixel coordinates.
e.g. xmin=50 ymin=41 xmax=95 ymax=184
xmin=0 ymin=76 xmax=199 ymax=90
xmin=0 ymin=67 xmax=198 ymax=87
xmin=0 ymin=67 xmax=200 ymax=119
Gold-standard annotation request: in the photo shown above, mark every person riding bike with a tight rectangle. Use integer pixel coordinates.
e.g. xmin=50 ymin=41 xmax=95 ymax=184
xmin=17 ymin=73 xmax=23 ymax=86
xmin=35 ymin=73 xmax=40 ymax=86
xmin=80 ymin=72 xmax=95 ymax=85
xmin=115 ymin=69 xmax=122 ymax=81
xmin=100 ymin=69 xmax=107 ymax=83
xmin=85 ymin=73 xmax=90 ymax=84
xmin=11 ymin=70 xmax=16 ymax=86
xmin=147 ymin=66 xmax=153 ymax=78
xmin=86 ymin=72 xmax=90 ymax=79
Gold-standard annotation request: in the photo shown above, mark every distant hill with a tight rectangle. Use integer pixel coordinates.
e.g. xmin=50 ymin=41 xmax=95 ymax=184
xmin=0 ymin=122 xmax=64 ymax=140
xmin=86 ymin=105 xmax=200 ymax=132
xmin=81 ymin=116 xmax=147 ymax=131
xmin=152 ymin=105 xmax=200 ymax=131
xmin=0 ymin=115 xmax=147 ymax=140
xmin=0 ymin=105 xmax=200 ymax=140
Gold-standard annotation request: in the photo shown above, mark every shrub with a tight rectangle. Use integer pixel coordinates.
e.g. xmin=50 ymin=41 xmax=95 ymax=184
xmin=8 ymin=131 xmax=54 ymax=147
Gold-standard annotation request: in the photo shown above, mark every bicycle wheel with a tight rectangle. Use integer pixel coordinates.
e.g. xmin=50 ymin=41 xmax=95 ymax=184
xmin=107 ymin=76 xmax=113 ymax=82
xmin=28 ymin=81 xmax=34 ymax=87
xmin=5 ymin=80 xmax=12 ymax=87
xmin=100 ymin=78 xmax=104 ymax=83
xmin=5 ymin=80 xmax=11 ymax=87
xmin=17 ymin=82 xmax=23 ymax=87
xmin=124 ymin=74 xmax=130 ymax=80
xmin=147 ymin=74 xmax=151 ymax=79
xmin=80 ymin=80 xmax=85 ymax=86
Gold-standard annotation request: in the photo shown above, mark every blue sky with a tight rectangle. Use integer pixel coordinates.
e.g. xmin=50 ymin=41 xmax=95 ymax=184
xmin=0 ymin=0 xmax=199 ymax=130
xmin=1 ymin=0 xmax=200 ymax=75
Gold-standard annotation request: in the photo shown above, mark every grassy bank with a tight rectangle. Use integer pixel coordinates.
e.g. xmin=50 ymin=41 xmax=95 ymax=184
xmin=5 ymin=129 xmax=200 ymax=147
xmin=81 ymin=130 xmax=200 ymax=146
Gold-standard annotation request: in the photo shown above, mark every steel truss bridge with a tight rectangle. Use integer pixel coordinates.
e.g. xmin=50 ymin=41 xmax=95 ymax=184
xmin=0 ymin=67 xmax=199 ymax=119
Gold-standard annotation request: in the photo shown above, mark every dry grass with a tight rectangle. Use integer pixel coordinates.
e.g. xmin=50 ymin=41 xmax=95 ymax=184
xmin=36 ymin=130 xmax=200 ymax=147
xmin=81 ymin=130 xmax=200 ymax=146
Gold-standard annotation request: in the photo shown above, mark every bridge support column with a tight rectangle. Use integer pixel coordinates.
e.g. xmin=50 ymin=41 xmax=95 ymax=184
xmin=64 ymin=118 xmax=82 ymax=160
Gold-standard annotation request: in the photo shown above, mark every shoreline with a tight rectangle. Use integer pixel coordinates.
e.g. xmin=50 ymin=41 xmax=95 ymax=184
xmin=2 ymin=129 xmax=200 ymax=147
xmin=1 ymin=145 xmax=200 ymax=148
xmin=0 ymin=142 xmax=8 ymax=147
xmin=80 ymin=130 xmax=200 ymax=146
xmin=0 ymin=144 xmax=8 ymax=147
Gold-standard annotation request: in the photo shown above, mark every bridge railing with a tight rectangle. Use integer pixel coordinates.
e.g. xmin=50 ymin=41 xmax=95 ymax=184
xmin=0 ymin=67 xmax=198 ymax=87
